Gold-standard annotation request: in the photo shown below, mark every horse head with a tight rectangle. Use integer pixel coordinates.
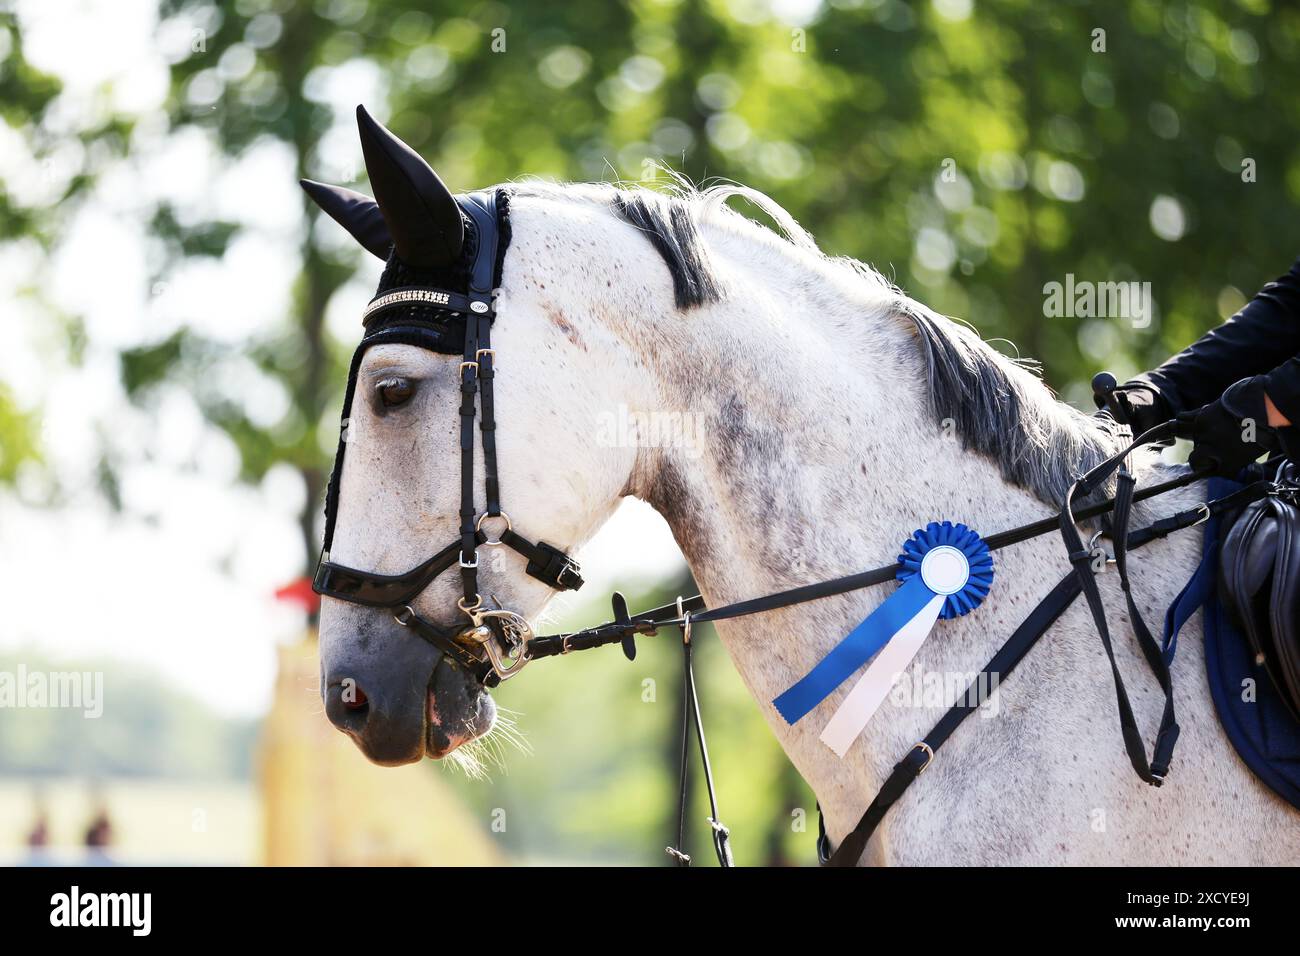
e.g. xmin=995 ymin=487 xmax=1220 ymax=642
xmin=304 ymin=107 xmax=657 ymax=765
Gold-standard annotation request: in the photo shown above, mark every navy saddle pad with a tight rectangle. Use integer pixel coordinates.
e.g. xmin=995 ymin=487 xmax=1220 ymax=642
xmin=1164 ymin=475 xmax=1300 ymax=809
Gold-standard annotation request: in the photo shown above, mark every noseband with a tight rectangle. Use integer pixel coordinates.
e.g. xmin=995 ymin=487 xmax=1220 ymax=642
xmin=312 ymin=189 xmax=583 ymax=686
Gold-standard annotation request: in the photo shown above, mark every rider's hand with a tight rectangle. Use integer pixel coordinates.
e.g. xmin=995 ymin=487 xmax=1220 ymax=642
xmin=1096 ymin=380 xmax=1175 ymax=437
xmin=1175 ymin=375 xmax=1279 ymax=477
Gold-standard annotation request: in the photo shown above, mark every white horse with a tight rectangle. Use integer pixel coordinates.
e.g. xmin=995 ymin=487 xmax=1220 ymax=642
xmin=312 ymin=124 xmax=1297 ymax=865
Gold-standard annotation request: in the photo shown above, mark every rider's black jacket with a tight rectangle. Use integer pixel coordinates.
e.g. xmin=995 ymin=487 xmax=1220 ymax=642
xmin=1136 ymin=257 xmax=1300 ymax=425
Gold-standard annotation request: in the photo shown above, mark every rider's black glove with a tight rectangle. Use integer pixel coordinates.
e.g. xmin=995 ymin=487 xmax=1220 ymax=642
xmin=1094 ymin=380 xmax=1175 ymax=438
xmin=1175 ymin=375 xmax=1279 ymax=477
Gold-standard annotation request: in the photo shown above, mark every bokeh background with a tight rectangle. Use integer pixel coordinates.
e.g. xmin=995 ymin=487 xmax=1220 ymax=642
xmin=2 ymin=0 xmax=1299 ymax=865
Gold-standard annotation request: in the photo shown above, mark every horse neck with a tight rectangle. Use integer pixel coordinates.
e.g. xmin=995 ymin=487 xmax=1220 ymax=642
xmin=621 ymin=251 xmax=1129 ymax=832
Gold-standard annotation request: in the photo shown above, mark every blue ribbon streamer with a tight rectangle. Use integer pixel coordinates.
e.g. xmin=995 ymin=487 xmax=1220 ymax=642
xmin=773 ymin=573 xmax=936 ymax=725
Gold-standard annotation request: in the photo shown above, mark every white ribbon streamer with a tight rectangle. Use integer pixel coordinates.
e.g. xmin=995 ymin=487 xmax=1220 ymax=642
xmin=818 ymin=592 xmax=946 ymax=757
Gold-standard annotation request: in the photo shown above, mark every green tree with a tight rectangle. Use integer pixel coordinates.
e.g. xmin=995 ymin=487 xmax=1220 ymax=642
xmin=0 ymin=9 xmax=133 ymax=486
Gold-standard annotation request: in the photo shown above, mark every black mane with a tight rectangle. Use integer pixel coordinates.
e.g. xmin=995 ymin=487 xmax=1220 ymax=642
xmin=610 ymin=191 xmax=724 ymax=309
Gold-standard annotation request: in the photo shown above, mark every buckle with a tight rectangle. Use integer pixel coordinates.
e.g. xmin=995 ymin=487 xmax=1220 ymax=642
xmin=554 ymin=558 xmax=584 ymax=590
xmin=911 ymin=741 xmax=935 ymax=775
xmin=526 ymin=541 xmax=584 ymax=591
xmin=1084 ymin=530 xmax=1116 ymax=570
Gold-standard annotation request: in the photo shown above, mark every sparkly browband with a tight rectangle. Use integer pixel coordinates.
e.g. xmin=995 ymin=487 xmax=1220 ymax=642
xmin=362 ymin=286 xmax=481 ymax=325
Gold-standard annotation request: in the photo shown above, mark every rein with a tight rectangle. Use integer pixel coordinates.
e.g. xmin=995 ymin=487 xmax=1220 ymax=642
xmin=528 ymin=458 xmax=1207 ymax=658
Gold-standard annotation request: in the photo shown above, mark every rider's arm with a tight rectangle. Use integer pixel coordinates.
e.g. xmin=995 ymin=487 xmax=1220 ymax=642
xmin=1135 ymin=257 xmax=1300 ymax=418
xmin=1264 ymin=357 xmax=1298 ymax=427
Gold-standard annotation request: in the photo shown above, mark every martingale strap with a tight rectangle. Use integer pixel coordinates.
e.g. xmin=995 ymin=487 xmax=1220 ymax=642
xmin=818 ymin=569 xmax=1084 ymax=866
xmin=1061 ymin=422 xmax=1182 ymax=786
xmin=665 ymin=612 xmax=734 ymax=868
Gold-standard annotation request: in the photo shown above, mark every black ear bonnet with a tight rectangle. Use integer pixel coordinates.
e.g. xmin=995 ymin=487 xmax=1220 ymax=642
xmin=320 ymin=188 xmax=511 ymax=554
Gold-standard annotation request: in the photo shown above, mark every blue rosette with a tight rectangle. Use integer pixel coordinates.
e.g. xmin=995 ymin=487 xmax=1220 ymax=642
xmin=774 ymin=518 xmax=996 ymax=727
xmin=896 ymin=521 xmax=994 ymax=620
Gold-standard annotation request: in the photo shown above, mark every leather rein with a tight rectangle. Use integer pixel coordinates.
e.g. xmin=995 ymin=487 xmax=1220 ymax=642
xmin=310 ymin=190 xmax=1271 ymax=866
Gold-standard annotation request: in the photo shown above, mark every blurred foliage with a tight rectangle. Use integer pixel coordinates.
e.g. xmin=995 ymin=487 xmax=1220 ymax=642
xmin=0 ymin=8 xmax=60 ymax=247
xmin=0 ymin=651 xmax=257 ymax=780
xmin=7 ymin=0 xmax=1300 ymax=863
xmin=150 ymin=204 xmax=242 ymax=259
xmin=0 ymin=384 xmax=40 ymax=484
xmin=0 ymin=7 xmax=136 ymax=489
xmin=0 ymin=9 xmax=58 ymax=487
xmin=131 ymin=0 xmax=1300 ymax=555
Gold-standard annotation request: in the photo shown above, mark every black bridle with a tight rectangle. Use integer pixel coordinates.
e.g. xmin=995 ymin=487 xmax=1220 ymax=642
xmin=311 ymin=194 xmax=1272 ymax=866
xmin=312 ymin=189 xmax=583 ymax=687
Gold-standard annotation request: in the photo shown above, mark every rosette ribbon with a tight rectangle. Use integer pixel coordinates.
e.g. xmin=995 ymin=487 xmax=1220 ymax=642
xmin=772 ymin=521 xmax=993 ymax=757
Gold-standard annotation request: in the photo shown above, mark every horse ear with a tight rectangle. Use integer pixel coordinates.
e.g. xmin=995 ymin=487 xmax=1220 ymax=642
xmin=299 ymin=180 xmax=393 ymax=261
xmin=355 ymin=104 xmax=464 ymax=269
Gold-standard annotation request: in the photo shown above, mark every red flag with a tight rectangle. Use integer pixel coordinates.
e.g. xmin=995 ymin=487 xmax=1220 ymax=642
xmin=274 ymin=576 xmax=320 ymax=614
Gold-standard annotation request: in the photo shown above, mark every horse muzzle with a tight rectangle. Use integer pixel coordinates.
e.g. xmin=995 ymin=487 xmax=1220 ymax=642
xmin=320 ymin=603 xmax=499 ymax=764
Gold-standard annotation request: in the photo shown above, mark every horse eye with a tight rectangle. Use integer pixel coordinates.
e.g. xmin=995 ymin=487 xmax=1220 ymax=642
xmin=376 ymin=377 xmax=415 ymax=408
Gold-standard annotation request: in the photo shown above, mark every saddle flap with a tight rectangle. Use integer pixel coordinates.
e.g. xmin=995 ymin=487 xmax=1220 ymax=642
xmin=1220 ymin=485 xmax=1300 ymax=721
xmin=1267 ymin=498 xmax=1300 ymax=706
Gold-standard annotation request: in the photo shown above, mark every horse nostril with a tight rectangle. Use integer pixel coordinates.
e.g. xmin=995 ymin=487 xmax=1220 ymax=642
xmin=324 ymin=680 xmax=371 ymax=736
xmin=344 ymin=686 xmax=369 ymax=711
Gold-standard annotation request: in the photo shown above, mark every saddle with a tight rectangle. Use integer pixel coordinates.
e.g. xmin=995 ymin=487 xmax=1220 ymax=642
xmin=1219 ymin=459 xmax=1300 ymax=720
xmin=1165 ymin=461 xmax=1300 ymax=812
